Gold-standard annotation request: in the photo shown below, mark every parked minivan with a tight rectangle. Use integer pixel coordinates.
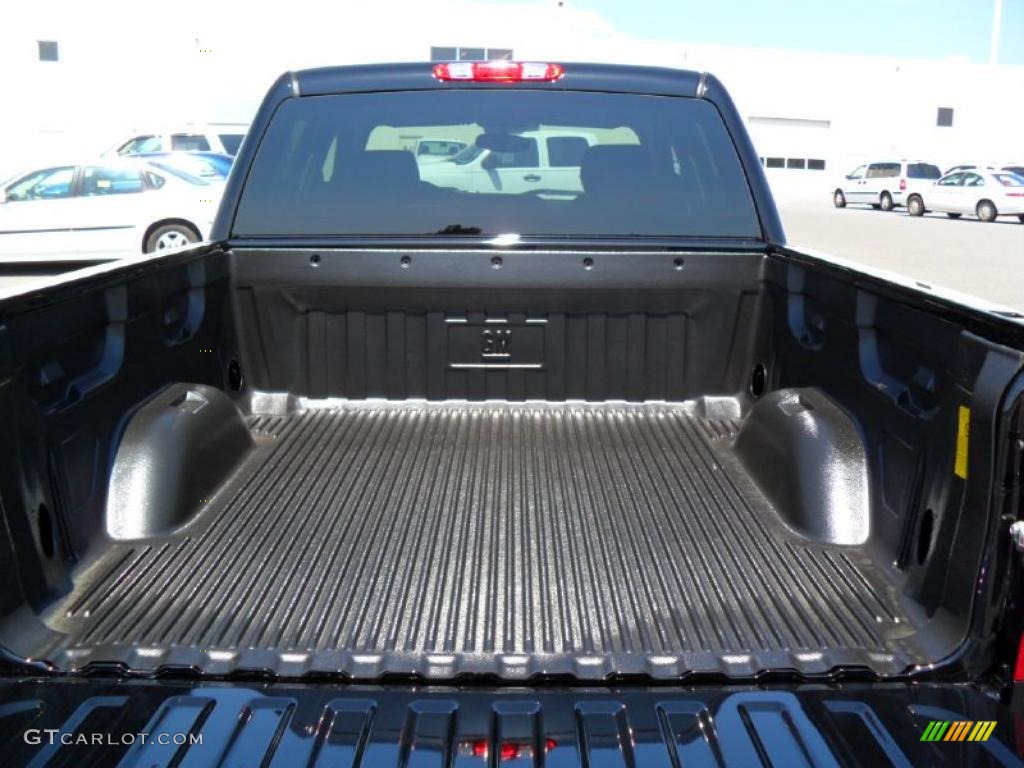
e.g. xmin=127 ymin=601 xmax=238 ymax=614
xmin=833 ymin=160 xmax=942 ymax=210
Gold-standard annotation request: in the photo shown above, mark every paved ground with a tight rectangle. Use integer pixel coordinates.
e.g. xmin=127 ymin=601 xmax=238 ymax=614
xmin=2 ymin=202 xmax=1022 ymax=311
xmin=779 ymin=200 xmax=1024 ymax=312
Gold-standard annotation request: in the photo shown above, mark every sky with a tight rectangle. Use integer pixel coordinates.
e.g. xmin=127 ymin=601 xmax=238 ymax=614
xmin=576 ymin=0 xmax=1024 ymax=65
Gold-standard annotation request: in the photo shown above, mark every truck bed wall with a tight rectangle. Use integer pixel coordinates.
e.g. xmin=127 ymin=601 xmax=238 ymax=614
xmin=764 ymin=252 xmax=1024 ymax=654
xmin=230 ymin=248 xmax=770 ymax=402
xmin=0 ymin=250 xmax=236 ymax=625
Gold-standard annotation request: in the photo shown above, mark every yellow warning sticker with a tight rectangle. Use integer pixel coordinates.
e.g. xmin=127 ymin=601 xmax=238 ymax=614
xmin=954 ymin=405 xmax=970 ymax=480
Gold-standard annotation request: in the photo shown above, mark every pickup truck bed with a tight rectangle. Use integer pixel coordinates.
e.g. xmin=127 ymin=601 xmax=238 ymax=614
xmin=42 ymin=399 xmax=914 ymax=678
xmin=3 ymin=62 xmax=1024 ymax=766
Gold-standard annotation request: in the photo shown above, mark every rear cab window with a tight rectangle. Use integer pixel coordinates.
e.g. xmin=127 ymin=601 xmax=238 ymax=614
xmin=233 ymin=90 xmax=761 ymax=239
xmin=547 ymin=136 xmax=590 ymax=167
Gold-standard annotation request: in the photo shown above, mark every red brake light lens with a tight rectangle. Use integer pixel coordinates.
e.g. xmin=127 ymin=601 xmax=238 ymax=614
xmin=1015 ymin=634 xmax=1024 ymax=681
xmin=432 ymin=61 xmax=565 ymax=83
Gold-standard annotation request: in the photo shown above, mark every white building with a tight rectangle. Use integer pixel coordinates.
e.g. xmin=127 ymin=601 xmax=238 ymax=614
xmin=2 ymin=0 xmax=1022 ymax=201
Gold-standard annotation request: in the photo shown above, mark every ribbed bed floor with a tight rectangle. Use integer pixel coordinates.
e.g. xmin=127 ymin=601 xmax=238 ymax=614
xmin=45 ymin=402 xmax=921 ymax=678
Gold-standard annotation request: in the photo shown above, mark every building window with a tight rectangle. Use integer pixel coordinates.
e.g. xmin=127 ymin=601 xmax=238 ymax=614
xmin=765 ymin=157 xmax=784 ymax=168
xmin=431 ymin=46 xmax=513 ymax=61
xmin=786 ymin=158 xmax=806 ymax=169
xmin=937 ymin=107 xmax=954 ymax=127
xmin=808 ymin=159 xmax=826 ymax=170
xmin=37 ymin=41 xmax=59 ymax=62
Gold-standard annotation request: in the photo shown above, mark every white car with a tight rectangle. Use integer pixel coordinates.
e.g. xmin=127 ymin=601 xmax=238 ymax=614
xmin=420 ymin=129 xmax=597 ymax=194
xmin=833 ymin=160 xmax=942 ymax=211
xmin=907 ymin=169 xmax=1024 ymax=222
xmin=0 ymin=159 xmax=222 ymax=258
xmin=108 ymin=126 xmax=248 ymax=157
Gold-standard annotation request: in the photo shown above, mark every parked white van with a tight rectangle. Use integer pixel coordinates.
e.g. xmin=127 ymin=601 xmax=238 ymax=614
xmin=833 ymin=160 xmax=942 ymax=211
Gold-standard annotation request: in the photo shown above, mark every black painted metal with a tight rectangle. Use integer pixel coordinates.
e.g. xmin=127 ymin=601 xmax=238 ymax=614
xmin=0 ymin=258 xmax=116 ymax=277
xmin=1 ymin=677 xmax=1022 ymax=767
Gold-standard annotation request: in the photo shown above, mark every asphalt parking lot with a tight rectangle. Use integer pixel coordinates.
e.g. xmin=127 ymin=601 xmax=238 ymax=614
xmin=780 ymin=200 xmax=1024 ymax=313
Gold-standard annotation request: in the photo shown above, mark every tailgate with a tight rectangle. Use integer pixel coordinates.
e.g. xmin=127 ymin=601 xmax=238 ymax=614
xmin=2 ymin=678 xmax=1023 ymax=767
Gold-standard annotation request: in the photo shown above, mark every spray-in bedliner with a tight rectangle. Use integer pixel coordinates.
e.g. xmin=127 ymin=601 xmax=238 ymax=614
xmin=40 ymin=402 xmax=921 ymax=679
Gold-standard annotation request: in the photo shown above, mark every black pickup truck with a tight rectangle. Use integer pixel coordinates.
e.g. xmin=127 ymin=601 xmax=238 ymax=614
xmin=1 ymin=61 xmax=1024 ymax=766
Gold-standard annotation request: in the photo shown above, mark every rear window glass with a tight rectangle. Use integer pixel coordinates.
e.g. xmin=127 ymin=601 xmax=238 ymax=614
xmin=486 ymin=137 xmax=539 ymax=169
xmin=233 ymin=91 xmax=760 ymax=239
xmin=907 ymin=163 xmax=941 ymax=179
xmin=548 ymin=136 xmax=589 ymax=168
xmin=994 ymin=173 xmax=1024 ymax=186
